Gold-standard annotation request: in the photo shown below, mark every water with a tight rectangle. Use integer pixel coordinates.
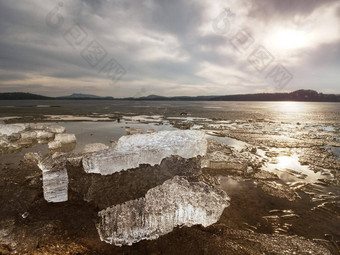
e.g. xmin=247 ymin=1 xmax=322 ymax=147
xmin=1 ymin=100 xmax=339 ymax=123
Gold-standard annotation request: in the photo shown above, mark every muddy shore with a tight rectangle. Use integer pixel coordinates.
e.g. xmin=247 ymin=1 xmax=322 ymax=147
xmin=0 ymin=102 xmax=339 ymax=254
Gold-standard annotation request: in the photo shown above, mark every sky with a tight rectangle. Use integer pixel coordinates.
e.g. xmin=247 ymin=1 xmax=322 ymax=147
xmin=0 ymin=0 xmax=339 ymax=97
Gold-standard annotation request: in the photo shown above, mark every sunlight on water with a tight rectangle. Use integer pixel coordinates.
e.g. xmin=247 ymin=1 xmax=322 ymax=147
xmin=274 ymin=102 xmax=307 ymax=113
xmin=276 ymin=156 xmax=301 ymax=169
xmin=262 ymin=154 xmax=332 ymax=183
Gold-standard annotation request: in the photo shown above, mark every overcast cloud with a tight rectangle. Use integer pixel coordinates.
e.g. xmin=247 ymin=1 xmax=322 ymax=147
xmin=0 ymin=0 xmax=339 ymax=97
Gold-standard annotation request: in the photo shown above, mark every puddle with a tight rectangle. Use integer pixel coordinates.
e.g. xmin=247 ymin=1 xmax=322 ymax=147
xmin=327 ymin=146 xmax=340 ymax=159
xmin=206 ymin=134 xmax=250 ymax=151
xmin=0 ymin=143 xmax=48 ymax=165
xmin=0 ymin=120 xmax=178 ymax=162
xmin=50 ymin=121 xmax=177 ymax=153
xmin=261 ymin=154 xmax=332 ymax=183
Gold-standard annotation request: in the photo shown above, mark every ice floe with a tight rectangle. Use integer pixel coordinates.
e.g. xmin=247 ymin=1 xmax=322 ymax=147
xmin=83 ymin=130 xmax=207 ymax=175
xmin=97 ymin=176 xmax=230 ymax=246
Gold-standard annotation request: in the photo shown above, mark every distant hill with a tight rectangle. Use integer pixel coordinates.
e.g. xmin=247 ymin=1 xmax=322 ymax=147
xmin=130 ymin=95 xmax=219 ymax=101
xmin=57 ymin=93 xmax=114 ymax=100
xmin=212 ymin=90 xmax=340 ymax=102
xmin=0 ymin=92 xmax=52 ymax=100
xmin=126 ymin=90 xmax=340 ymax=102
xmin=137 ymin=95 xmax=168 ymax=100
xmin=0 ymin=90 xmax=339 ymax=102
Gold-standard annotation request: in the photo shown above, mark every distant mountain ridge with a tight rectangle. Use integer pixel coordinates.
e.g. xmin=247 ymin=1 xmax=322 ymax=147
xmin=57 ymin=93 xmax=114 ymax=99
xmin=0 ymin=92 xmax=51 ymax=100
xmin=0 ymin=90 xmax=339 ymax=102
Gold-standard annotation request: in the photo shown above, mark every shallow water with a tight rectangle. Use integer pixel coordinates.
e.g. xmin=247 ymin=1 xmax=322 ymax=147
xmin=261 ymin=154 xmax=333 ymax=183
xmin=1 ymin=100 xmax=339 ymax=123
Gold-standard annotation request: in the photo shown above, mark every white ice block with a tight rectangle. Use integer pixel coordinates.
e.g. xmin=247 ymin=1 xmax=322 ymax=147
xmin=83 ymin=130 xmax=207 ymax=175
xmin=97 ymin=176 xmax=230 ymax=246
xmin=0 ymin=124 xmax=26 ymax=136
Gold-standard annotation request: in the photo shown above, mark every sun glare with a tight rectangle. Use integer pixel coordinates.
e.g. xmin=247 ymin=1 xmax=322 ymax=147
xmin=276 ymin=102 xmax=305 ymax=112
xmin=270 ymin=29 xmax=310 ymax=50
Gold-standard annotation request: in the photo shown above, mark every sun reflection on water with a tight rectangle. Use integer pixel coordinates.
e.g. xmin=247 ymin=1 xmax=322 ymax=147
xmin=275 ymin=102 xmax=307 ymax=113
xmin=262 ymin=154 xmax=331 ymax=183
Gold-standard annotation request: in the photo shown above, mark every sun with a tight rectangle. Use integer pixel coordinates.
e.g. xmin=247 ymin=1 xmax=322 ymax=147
xmin=270 ymin=28 xmax=310 ymax=50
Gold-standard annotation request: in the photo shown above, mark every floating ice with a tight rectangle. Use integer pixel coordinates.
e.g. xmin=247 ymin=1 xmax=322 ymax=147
xmin=48 ymin=140 xmax=62 ymax=150
xmin=0 ymin=124 xmax=26 ymax=136
xmin=20 ymin=131 xmax=37 ymax=140
xmin=46 ymin=125 xmax=66 ymax=134
xmin=55 ymin=134 xmax=76 ymax=143
xmin=83 ymin=130 xmax=207 ymax=175
xmin=97 ymin=176 xmax=229 ymax=246
xmin=48 ymin=134 xmax=76 ymax=150
xmin=36 ymin=130 xmax=54 ymax=140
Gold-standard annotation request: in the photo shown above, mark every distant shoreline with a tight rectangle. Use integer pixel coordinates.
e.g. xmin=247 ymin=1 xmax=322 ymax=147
xmin=0 ymin=90 xmax=339 ymax=102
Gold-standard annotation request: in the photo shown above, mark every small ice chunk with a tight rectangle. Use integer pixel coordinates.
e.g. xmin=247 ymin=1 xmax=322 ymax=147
xmin=29 ymin=123 xmax=46 ymax=130
xmin=20 ymin=131 xmax=37 ymax=140
xmin=0 ymin=124 xmax=26 ymax=136
xmin=47 ymin=125 xmax=66 ymax=134
xmin=36 ymin=130 xmax=54 ymax=140
xmin=83 ymin=143 xmax=109 ymax=153
xmin=97 ymin=176 xmax=229 ymax=246
xmin=21 ymin=212 xmax=29 ymax=219
xmin=42 ymin=169 xmax=68 ymax=202
xmin=55 ymin=134 xmax=76 ymax=143
xmin=48 ymin=134 xmax=76 ymax=150
xmin=83 ymin=130 xmax=207 ymax=175
xmin=48 ymin=140 xmax=62 ymax=150
xmin=38 ymin=157 xmax=69 ymax=203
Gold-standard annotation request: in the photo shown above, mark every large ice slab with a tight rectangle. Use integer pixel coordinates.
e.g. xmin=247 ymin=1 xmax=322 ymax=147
xmin=83 ymin=130 xmax=207 ymax=175
xmin=97 ymin=176 xmax=229 ymax=246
